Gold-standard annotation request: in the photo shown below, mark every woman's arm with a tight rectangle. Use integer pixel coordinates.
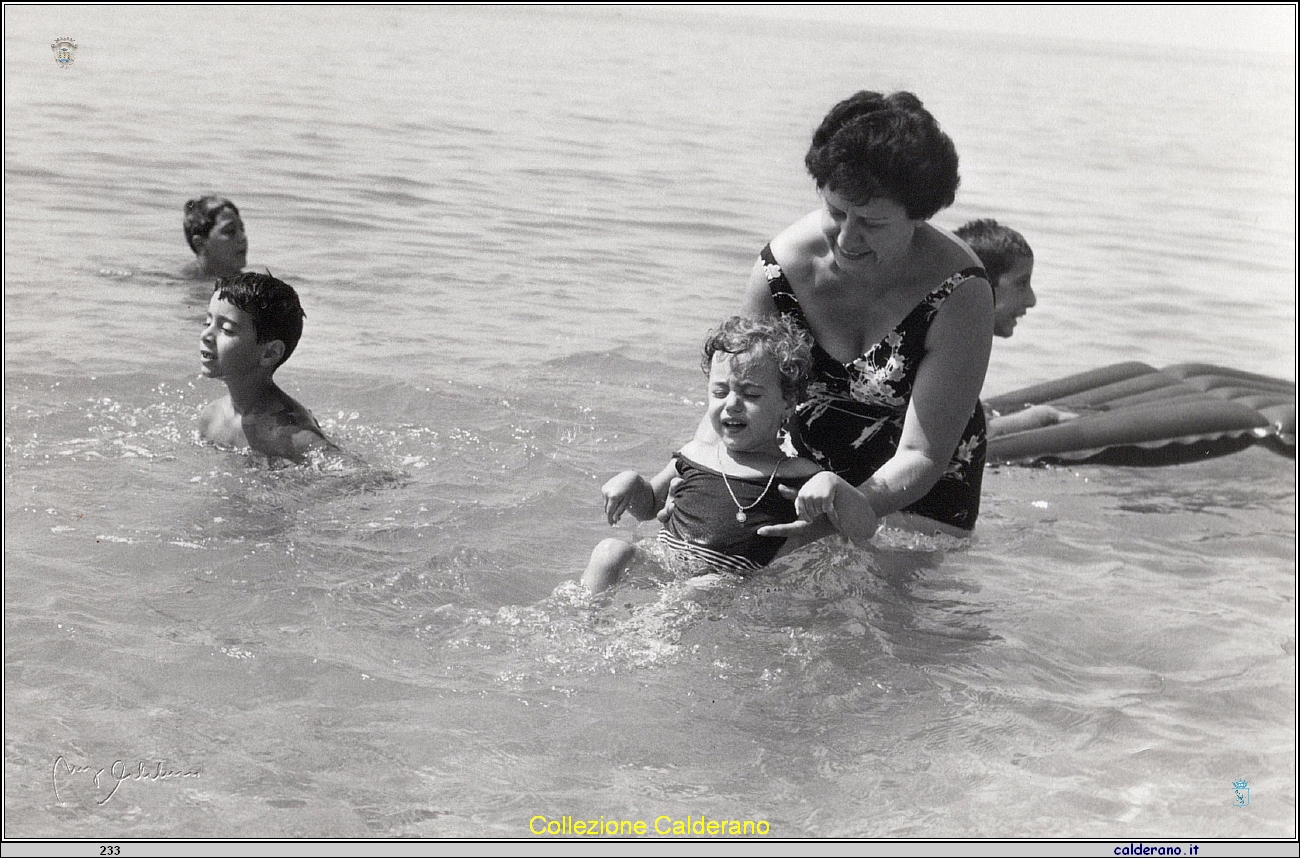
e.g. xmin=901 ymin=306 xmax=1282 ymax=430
xmin=857 ymin=274 xmax=993 ymax=516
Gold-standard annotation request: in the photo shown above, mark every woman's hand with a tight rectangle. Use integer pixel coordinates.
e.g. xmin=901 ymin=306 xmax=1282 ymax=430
xmin=792 ymin=470 xmax=844 ymax=528
xmin=758 ymin=472 xmax=878 ymax=548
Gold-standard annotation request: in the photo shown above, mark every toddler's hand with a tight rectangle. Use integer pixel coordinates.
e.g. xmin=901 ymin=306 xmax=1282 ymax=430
xmin=602 ymin=470 xmax=645 ymax=525
xmin=756 ymin=481 xmax=835 ymax=541
xmin=656 ymin=477 xmax=685 ymax=524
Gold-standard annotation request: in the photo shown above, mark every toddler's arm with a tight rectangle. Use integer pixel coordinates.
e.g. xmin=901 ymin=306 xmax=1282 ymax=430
xmin=602 ymin=461 xmax=679 ymax=524
xmin=820 ymin=475 xmax=880 ymax=547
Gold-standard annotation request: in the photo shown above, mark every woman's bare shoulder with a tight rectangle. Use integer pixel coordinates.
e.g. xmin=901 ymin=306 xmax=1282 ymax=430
xmin=921 ymin=223 xmax=984 ymax=274
xmin=767 ymin=211 xmax=826 ymax=281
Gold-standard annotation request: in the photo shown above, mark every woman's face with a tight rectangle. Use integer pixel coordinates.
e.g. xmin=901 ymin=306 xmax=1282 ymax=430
xmin=819 ymin=188 xmax=919 ymax=272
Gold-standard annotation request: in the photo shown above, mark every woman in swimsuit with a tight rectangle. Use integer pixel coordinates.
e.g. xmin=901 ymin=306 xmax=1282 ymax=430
xmin=703 ymin=91 xmax=994 ymax=539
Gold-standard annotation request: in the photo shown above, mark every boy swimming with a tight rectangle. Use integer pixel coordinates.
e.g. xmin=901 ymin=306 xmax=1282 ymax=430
xmin=183 ymin=195 xmax=247 ymax=280
xmin=955 ymin=218 xmax=1075 ymax=436
xmin=581 ymin=316 xmax=877 ymax=593
xmin=198 ymin=271 xmax=336 ymax=462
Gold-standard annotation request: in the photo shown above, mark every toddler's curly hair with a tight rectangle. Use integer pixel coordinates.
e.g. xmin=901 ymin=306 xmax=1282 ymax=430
xmin=701 ymin=315 xmax=814 ymax=402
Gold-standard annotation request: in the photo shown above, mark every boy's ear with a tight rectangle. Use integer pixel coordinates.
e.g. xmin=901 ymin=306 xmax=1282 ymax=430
xmin=258 ymin=339 xmax=286 ymax=367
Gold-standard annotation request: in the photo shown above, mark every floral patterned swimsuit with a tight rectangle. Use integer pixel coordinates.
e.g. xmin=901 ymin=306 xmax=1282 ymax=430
xmin=761 ymin=244 xmax=988 ymax=531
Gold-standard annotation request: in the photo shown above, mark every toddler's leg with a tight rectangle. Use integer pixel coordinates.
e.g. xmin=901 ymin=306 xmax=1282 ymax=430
xmin=581 ymin=537 xmax=636 ymax=593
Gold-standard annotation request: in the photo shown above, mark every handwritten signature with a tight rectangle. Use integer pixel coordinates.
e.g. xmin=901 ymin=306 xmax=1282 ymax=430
xmin=53 ymin=756 xmax=200 ymax=805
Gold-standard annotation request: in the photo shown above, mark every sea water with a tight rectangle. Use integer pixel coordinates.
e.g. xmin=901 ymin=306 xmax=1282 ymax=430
xmin=3 ymin=6 xmax=1295 ymax=839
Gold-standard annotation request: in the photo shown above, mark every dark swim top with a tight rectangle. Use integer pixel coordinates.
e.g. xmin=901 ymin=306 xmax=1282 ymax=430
xmin=659 ymin=452 xmax=812 ymax=574
xmin=761 ymin=244 xmax=988 ymax=531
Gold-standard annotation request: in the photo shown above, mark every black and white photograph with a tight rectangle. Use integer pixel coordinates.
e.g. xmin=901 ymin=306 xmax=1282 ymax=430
xmin=4 ymin=4 xmax=1296 ymax=849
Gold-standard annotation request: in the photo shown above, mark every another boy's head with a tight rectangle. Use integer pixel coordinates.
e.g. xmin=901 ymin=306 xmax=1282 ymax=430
xmin=955 ymin=218 xmax=1035 ymax=338
xmin=184 ymin=195 xmax=247 ymax=277
xmin=201 ymin=273 xmax=305 ymax=380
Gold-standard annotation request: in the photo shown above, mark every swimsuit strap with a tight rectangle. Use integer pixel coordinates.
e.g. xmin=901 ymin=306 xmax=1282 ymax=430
xmin=761 ymin=244 xmax=810 ymax=325
xmin=926 ymin=266 xmax=989 ymax=306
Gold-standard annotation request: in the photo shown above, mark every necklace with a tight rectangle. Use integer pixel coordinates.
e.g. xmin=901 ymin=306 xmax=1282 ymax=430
xmin=719 ymin=450 xmax=781 ymax=523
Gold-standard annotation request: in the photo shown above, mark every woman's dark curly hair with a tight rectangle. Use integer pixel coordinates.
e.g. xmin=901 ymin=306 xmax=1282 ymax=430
xmin=804 ymin=91 xmax=960 ymax=220
xmin=701 ymin=315 xmax=814 ymax=402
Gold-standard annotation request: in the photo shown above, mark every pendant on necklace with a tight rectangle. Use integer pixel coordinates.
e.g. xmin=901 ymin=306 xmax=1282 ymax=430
xmin=736 ymin=511 xmax=747 ymax=523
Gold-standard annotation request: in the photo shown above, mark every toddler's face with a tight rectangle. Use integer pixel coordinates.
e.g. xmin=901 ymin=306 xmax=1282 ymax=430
xmin=706 ymin=351 xmax=790 ymax=457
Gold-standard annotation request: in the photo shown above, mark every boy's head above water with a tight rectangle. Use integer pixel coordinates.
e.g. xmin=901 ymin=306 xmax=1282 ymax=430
xmin=700 ymin=316 xmax=814 ymax=455
xmin=954 ymin=218 xmax=1035 ymax=338
xmin=201 ymin=272 xmax=305 ymax=380
xmin=197 ymin=272 xmax=335 ymax=461
xmin=184 ymin=195 xmax=247 ymax=278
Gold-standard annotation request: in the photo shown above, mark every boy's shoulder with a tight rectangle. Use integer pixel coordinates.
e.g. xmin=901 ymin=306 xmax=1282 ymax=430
xmin=242 ymin=392 xmax=336 ymax=462
xmin=199 ymin=389 xmax=336 ymax=461
xmin=181 ymin=259 xmax=215 ymax=281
